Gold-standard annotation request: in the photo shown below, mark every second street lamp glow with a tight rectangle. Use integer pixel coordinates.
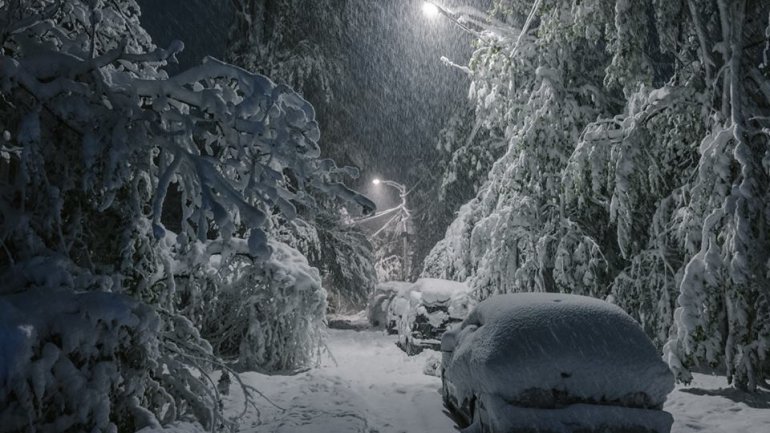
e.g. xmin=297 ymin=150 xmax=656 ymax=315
xmin=422 ymin=1 xmax=439 ymax=18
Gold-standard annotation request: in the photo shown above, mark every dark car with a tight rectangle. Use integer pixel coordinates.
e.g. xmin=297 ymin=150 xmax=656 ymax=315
xmin=440 ymin=292 xmax=675 ymax=433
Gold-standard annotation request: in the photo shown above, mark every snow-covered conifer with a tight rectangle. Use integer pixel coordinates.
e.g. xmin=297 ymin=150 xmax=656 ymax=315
xmin=423 ymin=0 xmax=770 ymax=389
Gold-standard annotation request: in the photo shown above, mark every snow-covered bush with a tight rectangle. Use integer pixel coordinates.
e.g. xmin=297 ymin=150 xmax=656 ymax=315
xmin=0 ymin=0 xmax=373 ymax=429
xmin=0 ymin=286 xmax=161 ymax=433
xmin=190 ymin=240 xmax=326 ymax=372
xmin=270 ymin=206 xmax=376 ymax=315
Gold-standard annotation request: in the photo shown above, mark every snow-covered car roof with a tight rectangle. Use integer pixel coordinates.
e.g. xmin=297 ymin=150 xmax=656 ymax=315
xmin=399 ymin=278 xmax=471 ymax=304
xmin=442 ymin=292 xmax=674 ymax=408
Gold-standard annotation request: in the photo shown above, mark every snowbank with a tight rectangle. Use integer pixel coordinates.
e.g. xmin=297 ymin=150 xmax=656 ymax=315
xmin=442 ymin=293 xmax=675 ymax=421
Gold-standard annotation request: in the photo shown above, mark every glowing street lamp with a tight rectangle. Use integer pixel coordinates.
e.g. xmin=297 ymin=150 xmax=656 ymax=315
xmin=371 ymin=178 xmax=406 ymax=195
xmin=422 ymin=1 xmax=440 ymax=18
xmin=417 ymin=1 xmax=489 ymax=38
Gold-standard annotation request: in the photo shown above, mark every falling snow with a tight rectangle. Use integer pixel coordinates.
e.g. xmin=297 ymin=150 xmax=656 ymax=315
xmin=2 ymin=0 xmax=769 ymax=432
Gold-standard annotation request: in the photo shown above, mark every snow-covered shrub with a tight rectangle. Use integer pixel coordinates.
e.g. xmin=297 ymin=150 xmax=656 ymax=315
xmin=190 ymin=240 xmax=326 ymax=372
xmin=271 ymin=206 xmax=376 ymax=315
xmin=0 ymin=285 xmax=161 ymax=433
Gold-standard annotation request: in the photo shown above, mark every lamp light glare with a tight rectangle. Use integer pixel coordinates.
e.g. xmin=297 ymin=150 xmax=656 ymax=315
xmin=422 ymin=2 xmax=439 ymax=18
xmin=372 ymin=178 xmax=381 ymax=185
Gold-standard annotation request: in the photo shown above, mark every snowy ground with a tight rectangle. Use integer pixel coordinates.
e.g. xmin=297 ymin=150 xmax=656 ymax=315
xmin=666 ymin=374 xmax=770 ymax=433
xmin=223 ymin=329 xmax=453 ymax=433
xmin=167 ymin=329 xmax=769 ymax=433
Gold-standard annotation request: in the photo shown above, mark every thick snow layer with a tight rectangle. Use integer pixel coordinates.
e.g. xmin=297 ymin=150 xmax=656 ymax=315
xmin=442 ymin=293 xmax=675 ymax=409
xmin=665 ymin=373 xmax=770 ymax=433
xmin=140 ymin=331 xmax=769 ymax=433
xmin=409 ymin=278 xmax=472 ymax=305
xmin=475 ymin=397 xmax=674 ymax=433
xmin=0 ymin=288 xmax=159 ymax=432
xmin=221 ymin=329 xmax=455 ymax=433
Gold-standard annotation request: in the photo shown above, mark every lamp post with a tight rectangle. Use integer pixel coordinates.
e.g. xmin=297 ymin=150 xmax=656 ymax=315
xmin=371 ymin=178 xmax=411 ymax=281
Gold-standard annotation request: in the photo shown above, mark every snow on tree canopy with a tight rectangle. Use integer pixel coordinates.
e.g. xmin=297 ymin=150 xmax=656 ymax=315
xmin=423 ymin=0 xmax=770 ymax=391
xmin=441 ymin=293 xmax=675 ymax=410
xmin=0 ymin=0 xmax=376 ymax=429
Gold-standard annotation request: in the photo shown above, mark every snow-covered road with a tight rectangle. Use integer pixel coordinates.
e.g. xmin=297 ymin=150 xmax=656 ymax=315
xmin=218 ymin=328 xmax=770 ymax=433
xmin=226 ymin=329 xmax=454 ymax=433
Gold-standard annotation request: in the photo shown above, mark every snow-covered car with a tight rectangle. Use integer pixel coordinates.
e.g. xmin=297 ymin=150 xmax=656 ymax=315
xmin=440 ymin=293 xmax=675 ymax=433
xmin=386 ymin=278 xmax=474 ymax=354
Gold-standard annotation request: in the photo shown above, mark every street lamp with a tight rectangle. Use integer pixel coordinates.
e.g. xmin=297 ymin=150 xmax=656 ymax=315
xmin=370 ymin=178 xmax=411 ymax=281
xmin=371 ymin=178 xmax=406 ymax=196
xmin=422 ymin=1 xmax=440 ymax=18
xmin=417 ymin=1 xmax=512 ymax=40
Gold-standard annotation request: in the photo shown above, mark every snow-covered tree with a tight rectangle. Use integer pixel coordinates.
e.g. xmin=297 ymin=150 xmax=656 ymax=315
xmin=661 ymin=0 xmax=770 ymax=391
xmin=0 ymin=0 xmax=373 ymax=430
xmin=226 ymin=0 xmax=378 ymax=307
xmin=226 ymin=0 xmax=364 ymax=166
xmin=423 ymin=0 xmax=770 ymax=389
xmin=423 ymin=0 xmax=615 ymax=296
xmin=409 ymin=104 xmax=504 ymax=280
